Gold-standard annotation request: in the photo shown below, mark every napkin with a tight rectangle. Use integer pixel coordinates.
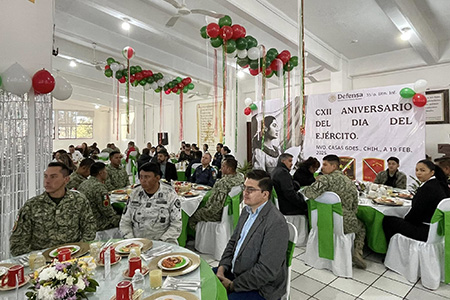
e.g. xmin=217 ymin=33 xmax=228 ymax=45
xmin=162 ymin=276 xmax=201 ymax=291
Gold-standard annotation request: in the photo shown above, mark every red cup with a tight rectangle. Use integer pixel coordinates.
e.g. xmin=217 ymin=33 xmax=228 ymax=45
xmin=58 ymin=248 xmax=71 ymax=262
xmin=116 ymin=280 xmax=134 ymax=300
xmin=128 ymin=257 xmax=141 ymax=277
xmin=100 ymin=246 xmax=117 ymax=264
xmin=1 ymin=265 xmax=25 ymax=287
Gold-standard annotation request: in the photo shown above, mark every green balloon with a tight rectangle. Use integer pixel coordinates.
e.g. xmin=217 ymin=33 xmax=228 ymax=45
xmin=168 ymin=82 xmax=174 ymax=88
xmin=249 ymin=60 xmax=259 ymax=70
xmin=226 ymin=40 xmax=237 ymax=53
xmin=266 ymin=71 xmax=274 ymax=78
xmin=104 ymin=69 xmax=113 ymax=77
xmin=249 ymin=103 xmax=257 ymax=110
xmin=176 ymin=77 xmax=182 ymax=83
xmin=183 ymin=86 xmax=189 ymax=93
xmin=237 ymin=57 xmax=249 ymax=68
xmin=210 ymin=37 xmax=223 ymax=48
xmin=267 ymin=48 xmax=278 ymax=57
xmin=139 ymin=79 xmax=146 ymax=86
xmin=290 ymin=56 xmax=299 ymax=67
xmin=131 ymin=80 xmax=139 ymax=87
xmin=115 ymin=70 xmax=123 ymax=79
xmin=200 ymin=26 xmax=208 ymax=39
xmin=130 ymin=66 xmax=137 ymax=75
xmin=136 ymin=66 xmax=142 ymax=73
xmin=245 ymin=36 xmax=258 ymax=49
xmin=157 ymin=73 xmax=163 ymax=80
xmin=147 ymin=76 xmax=154 ymax=83
xmin=400 ymin=87 xmax=416 ymax=98
xmin=164 ymin=85 xmax=169 ymax=91
xmin=155 ymin=88 xmax=161 ymax=93
xmin=106 ymin=57 xmax=115 ymax=65
xmin=218 ymin=15 xmax=232 ymax=27
xmin=0 ymin=75 xmax=2 ymax=87
xmin=188 ymin=83 xmax=195 ymax=90
xmin=235 ymin=38 xmax=248 ymax=51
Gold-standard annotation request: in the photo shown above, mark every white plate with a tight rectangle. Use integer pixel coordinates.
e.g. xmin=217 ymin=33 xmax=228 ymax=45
xmin=114 ymin=240 xmax=144 ymax=254
xmin=49 ymin=245 xmax=81 ymax=258
xmin=155 ymin=295 xmax=186 ymax=300
xmin=158 ymin=255 xmax=190 ymax=271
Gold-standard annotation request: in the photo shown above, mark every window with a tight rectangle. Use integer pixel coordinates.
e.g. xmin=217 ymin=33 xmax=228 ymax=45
xmin=56 ymin=110 xmax=94 ymax=139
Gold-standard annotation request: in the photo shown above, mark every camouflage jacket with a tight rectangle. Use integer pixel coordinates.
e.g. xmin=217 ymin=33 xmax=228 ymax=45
xmin=105 ymin=164 xmax=130 ymax=191
xmin=302 ymin=170 xmax=359 ymax=234
xmin=10 ymin=190 xmax=96 ymax=256
xmin=78 ymin=177 xmax=120 ymax=231
xmin=66 ymin=172 xmax=87 ymax=190
xmin=119 ymin=183 xmax=182 ymax=244
xmin=374 ymin=169 xmax=407 ymax=189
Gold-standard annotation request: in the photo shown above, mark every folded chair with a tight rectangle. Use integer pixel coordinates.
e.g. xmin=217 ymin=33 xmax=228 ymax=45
xmin=385 ymin=198 xmax=450 ymax=290
xmin=195 ymin=185 xmax=242 ymax=260
xmin=304 ymin=192 xmax=355 ymax=278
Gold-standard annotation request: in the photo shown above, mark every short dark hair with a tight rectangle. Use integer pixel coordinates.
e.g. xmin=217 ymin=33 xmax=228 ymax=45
xmin=185 ymin=143 xmax=191 ymax=148
xmin=47 ymin=162 xmax=70 ymax=177
xmin=142 ymin=148 xmax=150 ymax=155
xmin=139 ymin=162 xmax=162 ymax=177
xmin=90 ymin=162 xmax=106 ymax=177
xmin=203 ymin=144 xmax=208 ymax=150
xmin=69 ymin=145 xmax=75 ymax=148
xmin=56 ymin=149 xmax=67 ymax=155
xmin=300 ymin=157 xmax=320 ymax=170
xmin=246 ymin=169 xmax=273 ymax=192
xmin=109 ymin=151 xmax=121 ymax=158
xmin=79 ymin=158 xmax=95 ymax=169
xmin=387 ymin=156 xmax=400 ymax=164
xmin=323 ymin=154 xmax=340 ymax=166
xmin=158 ymin=149 xmax=169 ymax=157
xmin=223 ymin=157 xmax=238 ymax=171
xmin=217 ymin=143 xmax=223 ymax=148
xmin=436 ymin=156 xmax=450 ymax=168
xmin=279 ymin=153 xmax=293 ymax=163
xmin=223 ymin=146 xmax=231 ymax=154
xmin=203 ymin=152 xmax=211 ymax=159
xmin=224 ymin=154 xmax=235 ymax=161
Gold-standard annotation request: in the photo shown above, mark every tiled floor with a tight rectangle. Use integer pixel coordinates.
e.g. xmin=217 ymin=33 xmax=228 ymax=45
xmin=187 ymin=242 xmax=450 ymax=300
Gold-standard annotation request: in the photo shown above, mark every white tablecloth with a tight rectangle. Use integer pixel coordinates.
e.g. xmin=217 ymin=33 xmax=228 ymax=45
xmin=358 ymin=196 xmax=411 ymax=218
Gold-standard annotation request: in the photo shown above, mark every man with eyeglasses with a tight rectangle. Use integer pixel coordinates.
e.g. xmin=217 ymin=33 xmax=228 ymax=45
xmin=215 ymin=170 xmax=289 ymax=300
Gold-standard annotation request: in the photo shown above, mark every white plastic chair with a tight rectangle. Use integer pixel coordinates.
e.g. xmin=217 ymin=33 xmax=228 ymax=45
xmin=190 ymin=163 xmax=202 ymax=175
xmin=282 ymin=222 xmax=298 ymax=300
xmin=195 ymin=185 xmax=242 ymax=260
xmin=304 ymin=192 xmax=355 ymax=278
xmin=384 ymin=198 xmax=450 ymax=290
xmin=98 ymin=152 xmax=109 ymax=162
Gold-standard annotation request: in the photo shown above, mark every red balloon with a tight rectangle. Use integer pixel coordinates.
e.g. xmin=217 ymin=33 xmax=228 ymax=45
xmin=182 ymin=78 xmax=191 ymax=86
xmin=130 ymin=75 xmax=136 ymax=83
xmin=135 ymin=72 xmax=144 ymax=81
xmin=231 ymin=24 xmax=246 ymax=39
xmin=105 ymin=65 xmax=110 ymax=70
xmin=244 ymin=107 xmax=252 ymax=115
xmin=249 ymin=68 xmax=260 ymax=76
xmin=206 ymin=23 xmax=220 ymax=38
xmin=270 ymin=59 xmax=283 ymax=71
xmin=277 ymin=50 xmax=291 ymax=64
xmin=172 ymin=86 xmax=179 ymax=93
xmin=412 ymin=93 xmax=427 ymax=107
xmin=165 ymin=89 xmax=171 ymax=95
xmin=178 ymin=83 xmax=184 ymax=89
xmin=142 ymin=70 xmax=153 ymax=77
xmin=118 ymin=77 xmax=126 ymax=83
xmin=32 ymin=69 xmax=55 ymax=94
xmin=219 ymin=26 xmax=233 ymax=41
xmin=242 ymin=64 xmax=249 ymax=69
xmin=265 ymin=67 xmax=272 ymax=76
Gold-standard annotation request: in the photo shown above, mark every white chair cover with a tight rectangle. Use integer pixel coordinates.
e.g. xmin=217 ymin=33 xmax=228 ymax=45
xmin=385 ymin=198 xmax=450 ymax=290
xmin=95 ymin=227 xmax=122 ymax=241
xmin=98 ymin=152 xmax=109 ymax=162
xmin=195 ymin=185 xmax=243 ymax=260
xmin=282 ymin=222 xmax=298 ymax=300
xmin=126 ymin=151 xmax=138 ymax=175
xmin=285 ymin=215 xmax=309 ymax=247
xmin=304 ymin=192 xmax=355 ymax=278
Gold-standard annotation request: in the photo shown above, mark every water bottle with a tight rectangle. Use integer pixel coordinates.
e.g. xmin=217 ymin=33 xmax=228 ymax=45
xmin=131 ymin=269 xmax=145 ymax=291
xmin=34 ymin=252 xmax=46 ymax=270
xmin=128 ymin=248 xmax=138 ymax=259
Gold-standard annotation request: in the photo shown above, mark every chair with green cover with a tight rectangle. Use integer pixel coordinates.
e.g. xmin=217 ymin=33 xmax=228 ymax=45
xmin=304 ymin=192 xmax=355 ymax=278
xmin=128 ymin=151 xmax=138 ymax=184
xmin=195 ymin=185 xmax=243 ymax=260
xmin=282 ymin=221 xmax=298 ymax=300
xmin=98 ymin=152 xmax=109 ymax=163
xmin=384 ymin=198 xmax=450 ymax=290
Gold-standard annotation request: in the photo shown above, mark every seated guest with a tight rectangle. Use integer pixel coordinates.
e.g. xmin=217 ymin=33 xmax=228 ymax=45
xmin=189 ymin=157 xmax=244 ymax=229
xmin=101 ymin=143 xmax=114 ymax=154
xmin=383 ymin=160 xmax=450 ymax=242
xmin=221 ymin=145 xmax=231 ymax=157
xmin=56 ymin=152 xmax=77 ymax=174
xmin=125 ymin=141 xmax=139 ymax=162
xmin=149 ymin=146 xmax=156 ymax=158
xmin=179 ymin=143 xmax=193 ymax=162
xmin=105 ymin=151 xmax=130 ymax=191
xmin=212 ymin=143 xmax=223 ymax=169
xmin=10 ymin=162 xmax=96 ymax=256
xmin=67 ymin=158 xmax=95 ymax=190
xmin=68 ymin=144 xmax=84 ymax=165
xmin=78 ymin=162 xmax=121 ymax=231
xmin=146 ymin=142 xmax=152 ymax=150
xmin=272 ymin=153 xmax=307 ymax=215
xmin=89 ymin=142 xmax=100 ymax=155
xmin=191 ymin=153 xmax=217 ymax=187
xmin=203 ymin=143 xmax=209 ymax=153
xmin=185 ymin=150 xmax=202 ymax=181
xmin=157 ymin=149 xmax=178 ymax=181
xmin=110 ymin=143 xmax=121 ymax=153
xmin=374 ymin=157 xmax=407 ymax=189
xmin=435 ymin=156 xmax=450 ymax=187
xmin=303 ymin=154 xmax=367 ymax=269
xmin=216 ymin=170 xmax=288 ymax=300
xmin=294 ymin=156 xmax=320 ymax=187
xmin=120 ymin=162 xmax=182 ymax=244
xmin=137 ymin=148 xmax=152 ymax=170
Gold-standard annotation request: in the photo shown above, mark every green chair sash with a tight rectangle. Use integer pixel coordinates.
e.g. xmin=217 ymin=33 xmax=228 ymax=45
xmin=271 ymin=188 xmax=278 ymax=206
xmin=200 ymin=259 xmax=227 ymax=300
xmin=98 ymin=156 xmax=108 ymax=162
xmin=129 ymin=155 xmax=138 ymax=184
xmin=223 ymin=192 xmax=241 ymax=229
xmin=430 ymin=208 xmax=450 ymax=283
xmin=286 ymin=240 xmax=296 ymax=267
xmin=309 ymin=199 xmax=343 ymax=260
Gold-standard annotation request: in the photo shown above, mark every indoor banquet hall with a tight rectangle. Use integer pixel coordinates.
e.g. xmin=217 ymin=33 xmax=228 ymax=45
xmin=1 ymin=0 xmax=450 ymax=299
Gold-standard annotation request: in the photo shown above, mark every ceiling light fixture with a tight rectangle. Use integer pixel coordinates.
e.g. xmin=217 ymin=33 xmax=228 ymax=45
xmin=122 ymin=18 xmax=131 ymax=31
xmin=69 ymin=60 xmax=77 ymax=67
xmin=400 ymin=27 xmax=412 ymax=41
xmin=237 ymin=70 xmax=245 ymax=79
xmin=94 ymin=104 xmax=100 ymax=109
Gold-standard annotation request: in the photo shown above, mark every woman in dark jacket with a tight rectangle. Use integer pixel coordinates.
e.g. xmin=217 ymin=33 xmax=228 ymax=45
xmin=383 ymin=159 xmax=450 ymax=242
xmin=293 ymin=157 xmax=320 ymax=187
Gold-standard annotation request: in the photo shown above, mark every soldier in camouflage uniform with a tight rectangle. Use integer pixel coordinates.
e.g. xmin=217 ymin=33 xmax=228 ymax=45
xmin=120 ymin=162 xmax=182 ymax=244
xmin=189 ymin=157 xmax=244 ymax=229
xmin=105 ymin=151 xmax=130 ymax=191
xmin=303 ymin=154 xmax=367 ymax=269
xmin=10 ymin=162 xmax=96 ymax=256
xmin=78 ymin=162 xmax=120 ymax=231
xmin=66 ymin=158 xmax=95 ymax=190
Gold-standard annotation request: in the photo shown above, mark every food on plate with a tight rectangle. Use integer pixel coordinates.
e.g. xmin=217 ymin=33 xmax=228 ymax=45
xmin=119 ymin=242 xmax=142 ymax=253
xmin=183 ymin=192 xmax=194 ymax=196
xmin=111 ymin=189 xmax=126 ymax=194
xmin=398 ymin=193 xmax=413 ymax=199
xmin=161 ymin=256 xmax=183 ymax=268
xmin=373 ymin=197 xmax=404 ymax=206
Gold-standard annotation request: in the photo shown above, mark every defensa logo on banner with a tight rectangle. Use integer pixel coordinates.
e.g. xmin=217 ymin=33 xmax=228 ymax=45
xmin=303 ymin=84 xmax=425 ymax=185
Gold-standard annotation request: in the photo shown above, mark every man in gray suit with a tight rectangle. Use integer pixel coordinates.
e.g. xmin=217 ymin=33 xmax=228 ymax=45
xmin=216 ymin=170 xmax=289 ymax=300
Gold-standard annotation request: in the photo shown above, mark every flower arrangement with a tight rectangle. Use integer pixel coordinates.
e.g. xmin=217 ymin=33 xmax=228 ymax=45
xmin=26 ymin=259 xmax=99 ymax=300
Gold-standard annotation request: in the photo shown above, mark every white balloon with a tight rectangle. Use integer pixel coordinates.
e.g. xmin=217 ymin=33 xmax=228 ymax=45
xmin=414 ymin=79 xmax=428 ymax=93
xmin=110 ymin=62 xmax=120 ymax=73
xmin=244 ymin=97 xmax=253 ymax=106
xmin=2 ymin=62 xmax=32 ymax=95
xmin=150 ymin=82 xmax=158 ymax=90
xmin=119 ymin=64 xmax=126 ymax=70
xmin=227 ymin=50 xmax=237 ymax=58
xmin=237 ymin=49 xmax=247 ymax=59
xmin=52 ymin=75 xmax=73 ymax=100
xmin=247 ymin=47 xmax=260 ymax=60
xmin=157 ymin=79 xmax=165 ymax=87
xmin=143 ymin=83 xmax=151 ymax=91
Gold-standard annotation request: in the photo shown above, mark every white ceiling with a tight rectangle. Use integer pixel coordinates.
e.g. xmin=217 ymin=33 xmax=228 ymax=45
xmin=53 ymin=0 xmax=450 ymax=107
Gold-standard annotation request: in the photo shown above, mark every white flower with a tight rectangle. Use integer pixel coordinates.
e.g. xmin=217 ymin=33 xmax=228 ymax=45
xmin=76 ymin=278 xmax=86 ymax=290
xmin=39 ymin=267 xmax=57 ymax=281
xmin=55 ymin=271 xmax=68 ymax=280
xmin=37 ymin=285 xmax=55 ymax=300
xmin=66 ymin=276 xmax=75 ymax=285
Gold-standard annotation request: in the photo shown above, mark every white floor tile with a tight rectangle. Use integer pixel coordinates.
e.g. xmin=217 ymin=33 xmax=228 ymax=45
xmin=372 ymin=276 xmax=412 ymax=297
xmin=352 ymin=268 xmax=380 ymax=285
xmin=314 ymin=286 xmax=357 ymax=300
xmin=291 ymin=257 xmax=312 ymax=274
xmin=294 ymin=246 xmax=305 ymax=257
xmin=330 ymin=277 xmax=368 ymax=297
xmin=365 ymin=252 xmax=384 ymax=264
xmin=291 ymin=275 xmax=326 ymax=296
xmin=405 ymin=287 xmax=449 ymax=300
xmin=359 ymin=287 xmax=402 ymax=299
xmin=415 ymin=280 xmax=450 ymax=298
xmin=291 ymin=270 xmax=302 ymax=281
xmin=365 ymin=260 xmax=387 ymax=275
xmin=304 ymin=267 xmax=337 ymax=284
xmin=383 ymin=270 xmax=415 ymax=286
xmin=290 ymin=287 xmax=311 ymax=300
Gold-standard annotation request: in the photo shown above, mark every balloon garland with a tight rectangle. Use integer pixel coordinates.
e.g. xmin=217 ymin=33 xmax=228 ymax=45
xmin=400 ymin=79 xmax=428 ymax=107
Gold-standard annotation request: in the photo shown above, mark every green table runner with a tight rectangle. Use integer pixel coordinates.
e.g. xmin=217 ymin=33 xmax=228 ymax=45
xmin=177 ymin=171 xmax=187 ymax=181
xmin=356 ymin=206 xmax=388 ymax=254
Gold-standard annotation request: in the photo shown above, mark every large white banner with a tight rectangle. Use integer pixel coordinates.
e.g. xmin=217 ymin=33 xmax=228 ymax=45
xmin=303 ymin=84 xmax=425 ymax=186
